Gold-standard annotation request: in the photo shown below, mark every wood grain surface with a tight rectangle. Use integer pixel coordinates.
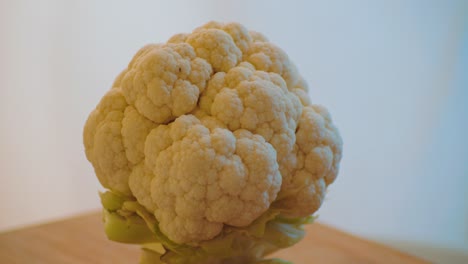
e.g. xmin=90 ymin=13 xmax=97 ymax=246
xmin=0 ymin=212 xmax=428 ymax=264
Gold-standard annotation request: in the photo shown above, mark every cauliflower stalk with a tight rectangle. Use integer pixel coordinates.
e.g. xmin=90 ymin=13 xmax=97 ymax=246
xmin=84 ymin=21 xmax=342 ymax=264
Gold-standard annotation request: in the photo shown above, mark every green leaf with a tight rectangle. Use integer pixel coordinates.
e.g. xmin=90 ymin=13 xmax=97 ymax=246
xmin=155 ymin=210 xmax=313 ymax=263
xmin=262 ymin=215 xmax=314 ymax=249
xmin=102 ymin=209 xmax=159 ymax=244
xmin=99 ymin=191 xmax=127 ymax=211
xmin=99 ymin=190 xmax=314 ymax=264
xmin=142 ymin=243 xmax=166 ymax=254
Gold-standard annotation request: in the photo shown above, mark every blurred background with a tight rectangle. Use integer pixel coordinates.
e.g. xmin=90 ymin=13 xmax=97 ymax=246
xmin=1 ymin=0 xmax=467 ymax=262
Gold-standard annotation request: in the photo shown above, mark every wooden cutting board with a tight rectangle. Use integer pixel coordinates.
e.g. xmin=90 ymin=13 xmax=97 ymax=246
xmin=0 ymin=212 xmax=427 ymax=264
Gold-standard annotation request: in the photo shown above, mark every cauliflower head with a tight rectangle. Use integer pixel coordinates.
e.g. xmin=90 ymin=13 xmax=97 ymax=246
xmin=84 ymin=21 xmax=342 ymax=264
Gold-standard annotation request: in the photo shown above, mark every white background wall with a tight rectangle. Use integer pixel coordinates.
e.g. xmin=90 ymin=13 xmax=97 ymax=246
xmin=1 ymin=0 xmax=467 ymax=262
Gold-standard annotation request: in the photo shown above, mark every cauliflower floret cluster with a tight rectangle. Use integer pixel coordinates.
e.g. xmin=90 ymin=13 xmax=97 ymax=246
xmin=84 ymin=21 xmax=342 ymax=245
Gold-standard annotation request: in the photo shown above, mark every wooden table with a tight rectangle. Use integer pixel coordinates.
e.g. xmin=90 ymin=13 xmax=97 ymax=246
xmin=0 ymin=212 xmax=427 ymax=264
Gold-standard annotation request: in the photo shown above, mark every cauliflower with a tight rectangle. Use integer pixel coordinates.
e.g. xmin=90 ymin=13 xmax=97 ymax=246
xmin=84 ymin=21 xmax=342 ymax=264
